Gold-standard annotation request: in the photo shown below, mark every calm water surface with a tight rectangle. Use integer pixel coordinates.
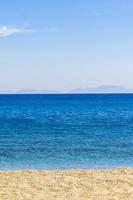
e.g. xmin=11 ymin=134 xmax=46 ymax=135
xmin=0 ymin=94 xmax=133 ymax=169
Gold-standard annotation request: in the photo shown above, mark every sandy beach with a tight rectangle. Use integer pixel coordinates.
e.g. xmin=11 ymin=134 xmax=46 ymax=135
xmin=0 ymin=168 xmax=132 ymax=200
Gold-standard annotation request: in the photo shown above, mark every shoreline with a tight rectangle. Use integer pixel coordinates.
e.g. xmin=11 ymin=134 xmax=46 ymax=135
xmin=0 ymin=166 xmax=132 ymax=171
xmin=0 ymin=167 xmax=133 ymax=200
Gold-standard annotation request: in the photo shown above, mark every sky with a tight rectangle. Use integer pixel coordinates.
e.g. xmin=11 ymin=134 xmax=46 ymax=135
xmin=0 ymin=0 xmax=133 ymax=91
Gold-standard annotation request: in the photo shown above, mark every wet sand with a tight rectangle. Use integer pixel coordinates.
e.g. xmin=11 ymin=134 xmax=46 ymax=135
xmin=0 ymin=168 xmax=133 ymax=200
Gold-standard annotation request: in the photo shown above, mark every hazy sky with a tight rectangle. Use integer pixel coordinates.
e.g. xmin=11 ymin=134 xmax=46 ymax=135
xmin=0 ymin=0 xmax=133 ymax=91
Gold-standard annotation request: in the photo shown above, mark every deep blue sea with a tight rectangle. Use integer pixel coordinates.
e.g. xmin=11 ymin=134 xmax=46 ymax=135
xmin=0 ymin=94 xmax=133 ymax=170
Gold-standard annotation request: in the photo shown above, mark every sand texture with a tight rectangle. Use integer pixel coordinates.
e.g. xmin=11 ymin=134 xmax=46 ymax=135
xmin=0 ymin=168 xmax=133 ymax=200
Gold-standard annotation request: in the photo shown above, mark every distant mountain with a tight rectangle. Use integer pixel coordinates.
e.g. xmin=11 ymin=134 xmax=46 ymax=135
xmin=0 ymin=85 xmax=133 ymax=94
xmin=16 ymin=89 xmax=60 ymax=94
xmin=69 ymin=85 xmax=133 ymax=94
xmin=0 ymin=89 xmax=60 ymax=94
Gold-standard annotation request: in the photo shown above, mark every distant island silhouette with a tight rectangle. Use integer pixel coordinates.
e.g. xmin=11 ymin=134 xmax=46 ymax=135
xmin=0 ymin=85 xmax=133 ymax=94
xmin=69 ymin=85 xmax=133 ymax=94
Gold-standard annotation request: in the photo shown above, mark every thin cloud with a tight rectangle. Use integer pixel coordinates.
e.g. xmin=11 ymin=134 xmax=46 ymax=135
xmin=0 ymin=25 xmax=63 ymax=37
xmin=0 ymin=25 xmax=35 ymax=37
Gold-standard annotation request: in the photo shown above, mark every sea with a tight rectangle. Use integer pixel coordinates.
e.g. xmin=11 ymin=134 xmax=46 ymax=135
xmin=0 ymin=94 xmax=133 ymax=170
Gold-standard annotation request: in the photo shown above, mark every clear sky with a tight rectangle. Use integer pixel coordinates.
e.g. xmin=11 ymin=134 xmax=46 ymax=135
xmin=0 ymin=0 xmax=133 ymax=91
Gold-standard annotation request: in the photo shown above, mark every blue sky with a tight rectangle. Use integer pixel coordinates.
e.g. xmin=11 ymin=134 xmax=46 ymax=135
xmin=0 ymin=0 xmax=133 ymax=91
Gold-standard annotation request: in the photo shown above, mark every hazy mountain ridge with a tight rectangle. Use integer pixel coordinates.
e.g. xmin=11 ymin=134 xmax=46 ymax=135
xmin=69 ymin=85 xmax=133 ymax=93
xmin=0 ymin=89 xmax=60 ymax=94
xmin=0 ymin=85 xmax=133 ymax=94
xmin=16 ymin=89 xmax=60 ymax=94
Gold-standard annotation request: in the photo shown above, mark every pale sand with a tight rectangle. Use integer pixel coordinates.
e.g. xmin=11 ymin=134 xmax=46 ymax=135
xmin=0 ymin=168 xmax=133 ymax=200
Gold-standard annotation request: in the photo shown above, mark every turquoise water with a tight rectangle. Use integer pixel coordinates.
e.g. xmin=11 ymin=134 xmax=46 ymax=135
xmin=0 ymin=94 xmax=133 ymax=169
